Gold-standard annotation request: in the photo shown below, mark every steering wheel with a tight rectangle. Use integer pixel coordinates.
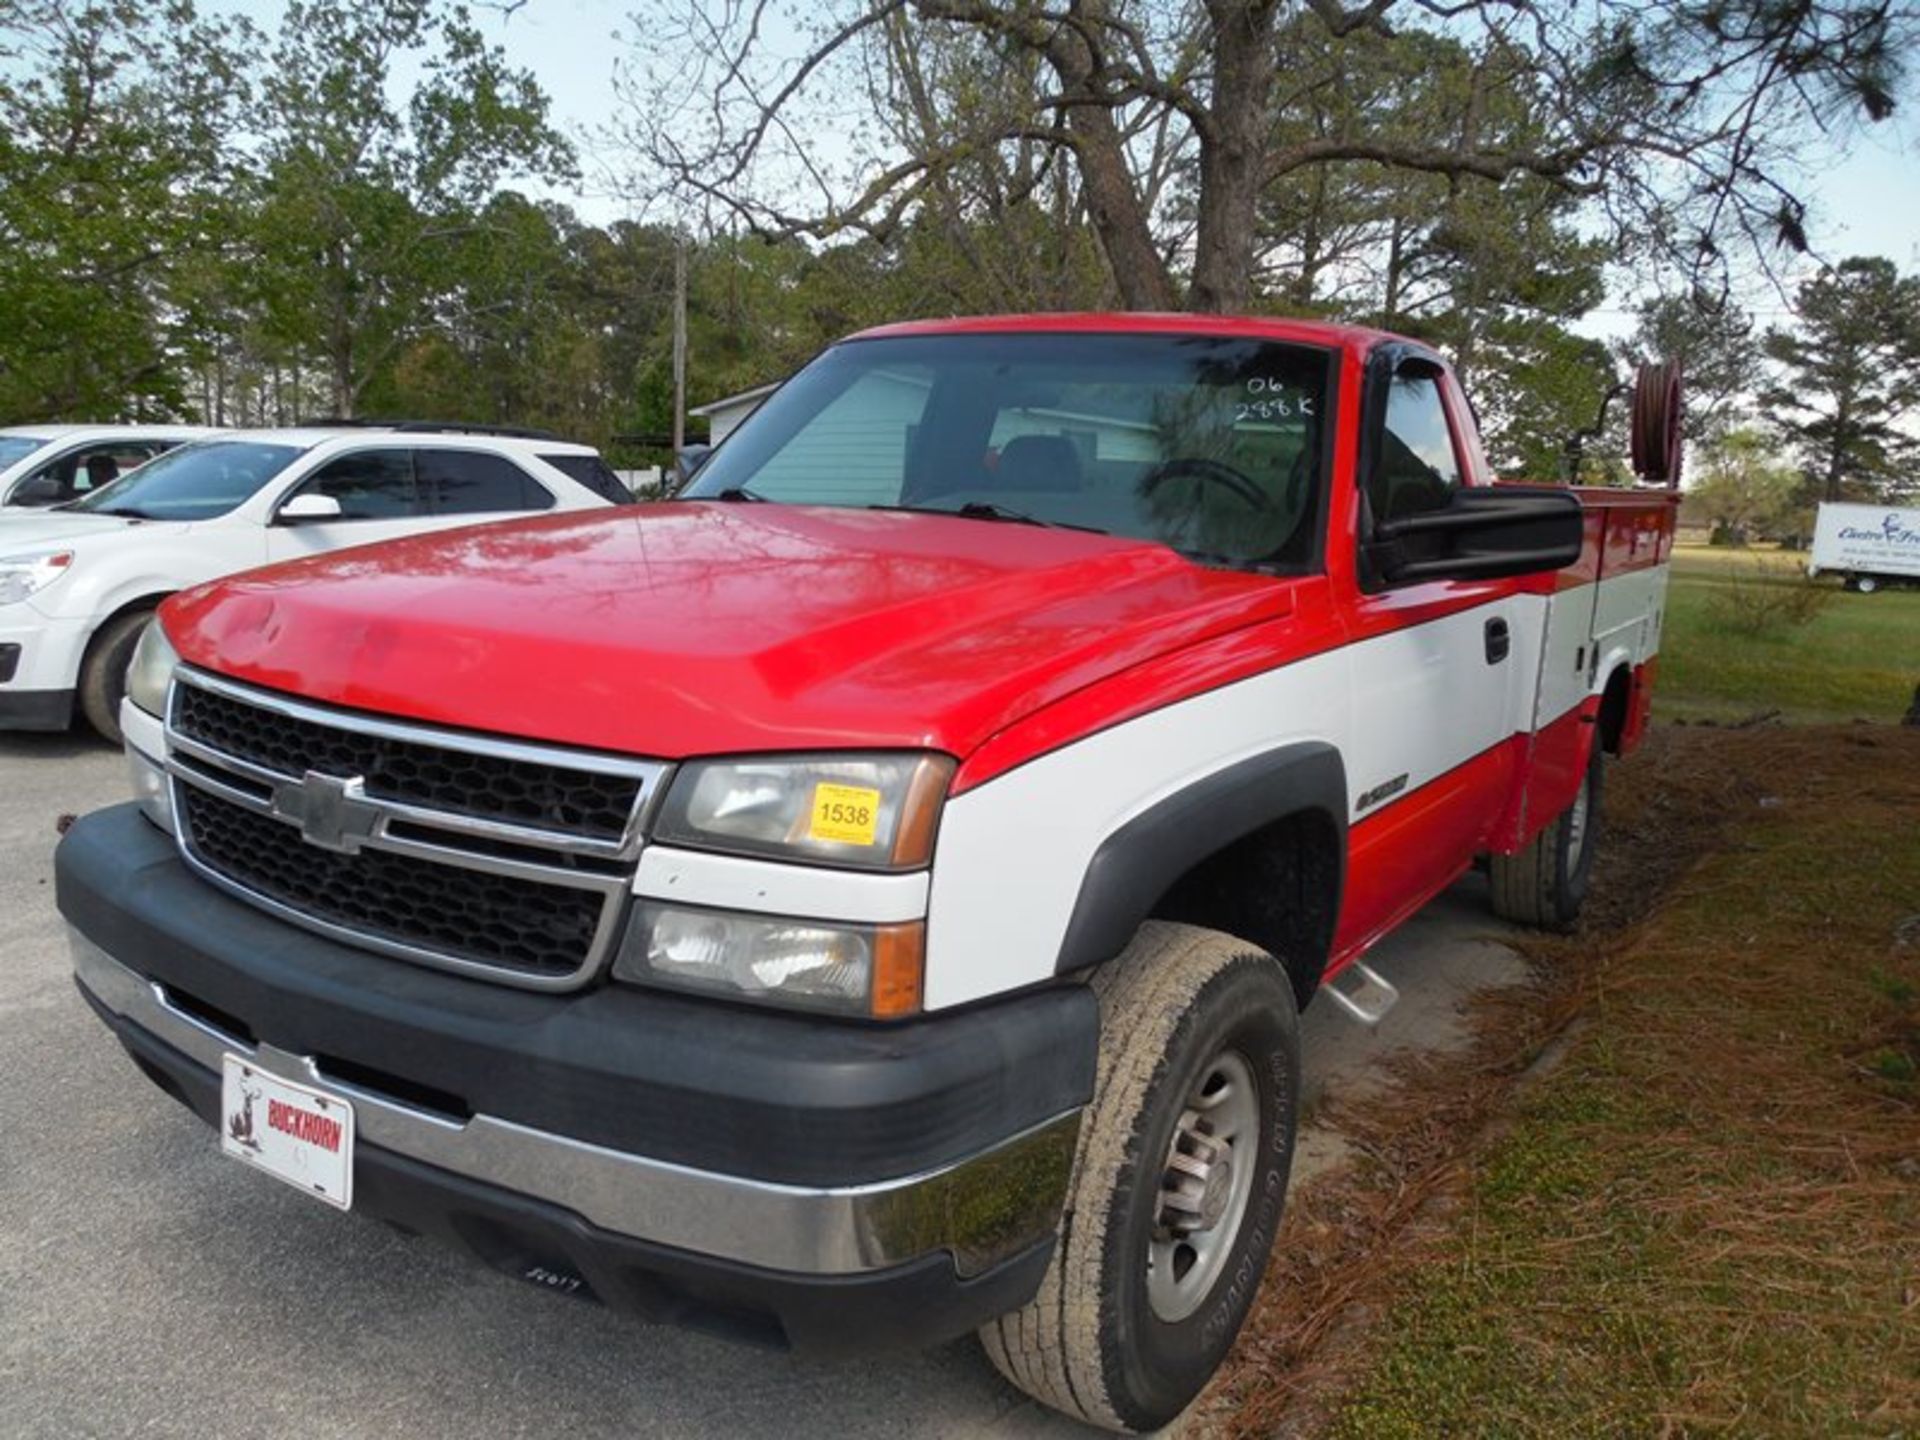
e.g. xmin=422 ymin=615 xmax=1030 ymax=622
xmin=1139 ymin=457 xmax=1266 ymax=509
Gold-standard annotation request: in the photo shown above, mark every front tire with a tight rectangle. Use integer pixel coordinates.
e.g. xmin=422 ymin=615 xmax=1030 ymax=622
xmin=980 ymin=922 xmax=1300 ymax=1433
xmin=1489 ymin=739 xmax=1603 ymax=930
xmin=78 ymin=609 xmax=153 ymax=745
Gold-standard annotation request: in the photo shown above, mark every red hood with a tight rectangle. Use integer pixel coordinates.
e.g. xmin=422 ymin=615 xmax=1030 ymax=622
xmin=162 ymin=504 xmax=1293 ymax=761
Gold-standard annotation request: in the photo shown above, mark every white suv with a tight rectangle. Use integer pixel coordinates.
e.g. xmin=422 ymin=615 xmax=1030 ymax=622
xmin=0 ymin=425 xmax=218 ymax=508
xmin=0 ymin=425 xmax=634 ymax=742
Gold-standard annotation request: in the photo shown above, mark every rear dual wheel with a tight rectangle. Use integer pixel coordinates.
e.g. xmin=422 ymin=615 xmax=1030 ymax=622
xmin=1489 ymin=740 xmax=1602 ymax=930
xmin=981 ymin=922 xmax=1300 ymax=1434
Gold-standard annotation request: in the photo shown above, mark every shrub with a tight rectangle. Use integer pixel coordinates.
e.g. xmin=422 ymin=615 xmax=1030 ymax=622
xmin=1703 ymin=558 xmax=1833 ymax=636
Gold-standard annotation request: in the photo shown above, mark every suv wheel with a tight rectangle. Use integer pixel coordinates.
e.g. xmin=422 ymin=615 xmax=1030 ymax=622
xmin=78 ymin=609 xmax=153 ymax=745
xmin=980 ymin=922 xmax=1300 ymax=1433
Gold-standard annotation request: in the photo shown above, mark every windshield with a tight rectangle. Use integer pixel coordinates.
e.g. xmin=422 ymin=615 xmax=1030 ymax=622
xmin=0 ymin=436 xmax=49 ymax=469
xmin=683 ymin=332 xmax=1333 ymax=568
xmin=72 ymin=441 xmax=302 ymax=521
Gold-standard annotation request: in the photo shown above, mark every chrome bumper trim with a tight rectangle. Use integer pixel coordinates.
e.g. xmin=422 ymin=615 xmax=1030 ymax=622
xmin=71 ymin=929 xmax=1078 ymax=1278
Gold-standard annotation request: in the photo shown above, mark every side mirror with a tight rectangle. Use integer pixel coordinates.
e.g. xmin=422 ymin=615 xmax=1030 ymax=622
xmin=1367 ymin=486 xmax=1585 ymax=585
xmin=9 ymin=475 xmax=64 ymax=507
xmin=277 ymin=492 xmax=344 ymax=524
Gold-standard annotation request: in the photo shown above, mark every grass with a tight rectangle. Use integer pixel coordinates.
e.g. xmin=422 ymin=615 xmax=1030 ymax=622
xmin=1206 ymin=726 xmax=1920 ymax=1439
xmin=1657 ymin=542 xmax=1920 ymax=724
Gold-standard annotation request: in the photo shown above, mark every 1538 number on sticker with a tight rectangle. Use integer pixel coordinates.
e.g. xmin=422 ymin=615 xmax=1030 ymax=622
xmin=809 ymin=783 xmax=882 ymax=846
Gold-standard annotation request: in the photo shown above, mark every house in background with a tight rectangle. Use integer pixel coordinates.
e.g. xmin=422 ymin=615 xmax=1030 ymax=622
xmin=688 ymin=381 xmax=782 ymax=447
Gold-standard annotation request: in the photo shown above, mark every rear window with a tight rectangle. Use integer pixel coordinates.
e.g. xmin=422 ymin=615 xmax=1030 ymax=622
xmin=417 ymin=449 xmax=554 ymax=515
xmin=539 ymin=452 xmax=633 ymax=505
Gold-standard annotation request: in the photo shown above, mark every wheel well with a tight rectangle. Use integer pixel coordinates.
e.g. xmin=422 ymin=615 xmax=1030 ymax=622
xmin=1145 ymin=810 xmax=1341 ymax=1010
xmin=84 ymin=593 xmax=170 ymax=659
xmin=1597 ymin=665 xmax=1633 ymax=755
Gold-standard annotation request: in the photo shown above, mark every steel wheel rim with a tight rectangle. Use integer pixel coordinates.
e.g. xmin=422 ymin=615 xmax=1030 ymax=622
xmin=1147 ymin=1048 xmax=1261 ymax=1323
xmin=1567 ymin=766 xmax=1592 ymax=871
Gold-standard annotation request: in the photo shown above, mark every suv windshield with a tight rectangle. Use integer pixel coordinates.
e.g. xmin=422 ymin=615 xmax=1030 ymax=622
xmin=73 ymin=441 xmax=302 ymax=521
xmin=683 ymin=332 xmax=1332 ymax=568
xmin=0 ymin=436 xmax=48 ymax=469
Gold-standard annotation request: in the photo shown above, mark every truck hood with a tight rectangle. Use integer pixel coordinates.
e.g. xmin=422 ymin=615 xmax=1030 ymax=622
xmin=162 ymin=503 xmax=1294 ymax=761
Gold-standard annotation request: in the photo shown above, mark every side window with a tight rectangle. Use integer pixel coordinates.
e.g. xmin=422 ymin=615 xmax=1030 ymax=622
xmin=297 ymin=449 xmax=419 ymax=520
xmin=72 ymin=442 xmax=164 ymax=492
xmin=417 ymin=449 xmax=554 ymax=516
xmin=538 ymin=452 xmax=633 ymax=505
xmin=19 ymin=443 xmax=150 ymax=502
xmin=21 ymin=451 xmax=78 ymax=496
xmin=1368 ymin=369 xmax=1461 ymax=528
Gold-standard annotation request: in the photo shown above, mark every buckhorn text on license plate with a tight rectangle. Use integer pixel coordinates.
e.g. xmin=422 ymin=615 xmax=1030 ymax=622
xmin=220 ymin=1056 xmax=354 ymax=1210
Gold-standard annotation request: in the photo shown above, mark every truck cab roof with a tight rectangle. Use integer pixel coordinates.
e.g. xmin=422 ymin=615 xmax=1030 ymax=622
xmin=850 ymin=311 xmax=1402 ymax=359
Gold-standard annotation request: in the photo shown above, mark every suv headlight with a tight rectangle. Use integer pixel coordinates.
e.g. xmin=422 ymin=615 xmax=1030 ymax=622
xmin=0 ymin=549 xmax=73 ymax=606
xmin=614 ymin=904 xmax=925 ymax=1018
xmin=653 ymin=753 xmax=953 ymax=869
xmin=126 ymin=620 xmax=180 ymax=718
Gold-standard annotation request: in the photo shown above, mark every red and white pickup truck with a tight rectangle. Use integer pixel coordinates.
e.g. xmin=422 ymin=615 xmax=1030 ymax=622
xmin=61 ymin=315 xmax=1675 ymax=1433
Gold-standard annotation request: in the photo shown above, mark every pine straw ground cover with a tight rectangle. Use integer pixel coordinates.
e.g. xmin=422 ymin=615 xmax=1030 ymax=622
xmin=1200 ymin=724 xmax=1920 ymax=1438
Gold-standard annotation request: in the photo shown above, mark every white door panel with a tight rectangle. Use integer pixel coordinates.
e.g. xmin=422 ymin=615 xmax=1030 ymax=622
xmin=266 ymin=518 xmax=430 ymax=563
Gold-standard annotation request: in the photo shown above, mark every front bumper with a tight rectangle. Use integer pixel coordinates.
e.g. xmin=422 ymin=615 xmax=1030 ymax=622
xmin=60 ymin=804 xmax=1097 ymax=1354
xmin=0 ymin=685 xmax=73 ymax=729
xmin=0 ymin=608 xmax=88 ymax=728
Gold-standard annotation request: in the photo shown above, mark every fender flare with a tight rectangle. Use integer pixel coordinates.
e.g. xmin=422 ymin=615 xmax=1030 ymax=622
xmin=1052 ymin=741 xmax=1348 ymax=977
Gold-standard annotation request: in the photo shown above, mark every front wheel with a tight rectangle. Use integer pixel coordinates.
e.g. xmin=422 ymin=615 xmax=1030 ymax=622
xmin=1489 ymin=740 xmax=1603 ymax=930
xmin=78 ymin=609 xmax=154 ymax=745
xmin=1855 ymin=574 xmax=1881 ymax=595
xmin=980 ymin=922 xmax=1300 ymax=1433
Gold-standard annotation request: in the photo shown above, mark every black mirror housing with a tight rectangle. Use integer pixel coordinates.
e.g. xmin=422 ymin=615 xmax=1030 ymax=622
xmin=1367 ymin=485 xmax=1585 ymax=585
xmin=10 ymin=476 xmax=65 ymax=507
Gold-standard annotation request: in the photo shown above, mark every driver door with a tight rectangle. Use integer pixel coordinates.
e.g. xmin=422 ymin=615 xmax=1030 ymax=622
xmin=1338 ymin=358 xmax=1522 ymax=949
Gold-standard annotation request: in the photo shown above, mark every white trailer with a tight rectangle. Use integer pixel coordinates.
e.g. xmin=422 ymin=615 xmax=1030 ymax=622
xmin=1807 ymin=502 xmax=1920 ymax=593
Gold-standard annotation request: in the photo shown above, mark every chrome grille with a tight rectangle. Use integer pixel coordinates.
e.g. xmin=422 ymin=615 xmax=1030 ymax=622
xmin=173 ymin=682 xmax=642 ymax=842
xmin=163 ymin=669 xmax=665 ymax=990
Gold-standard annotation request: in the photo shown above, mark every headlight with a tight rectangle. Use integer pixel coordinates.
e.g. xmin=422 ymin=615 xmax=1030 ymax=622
xmin=654 ymin=754 xmax=953 ymax=869
xmin=126 ymin=620 xmax=180 ymax=717
xmin=0 ymin=549 xmax=73 ymax=606
xmin=613 ymin=903 xmax=924 ymax=1018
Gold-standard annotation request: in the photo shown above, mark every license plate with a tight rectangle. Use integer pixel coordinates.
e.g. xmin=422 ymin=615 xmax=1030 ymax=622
xmin=220 ymin=1056 xmax=354 ymax=1210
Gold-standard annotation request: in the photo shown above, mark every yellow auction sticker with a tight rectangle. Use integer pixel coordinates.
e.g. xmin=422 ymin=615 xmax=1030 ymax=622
xmin=809 ymin=782 xmax=882 ymax=847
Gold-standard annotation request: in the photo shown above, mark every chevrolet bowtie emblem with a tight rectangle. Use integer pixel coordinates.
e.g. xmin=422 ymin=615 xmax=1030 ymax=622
xmin=270 ymin=771 xmax=381 ymax=855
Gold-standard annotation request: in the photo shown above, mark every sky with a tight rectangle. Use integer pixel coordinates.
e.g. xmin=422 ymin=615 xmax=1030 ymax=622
xmin=224 ymin=0 xmax=1920 ymax=325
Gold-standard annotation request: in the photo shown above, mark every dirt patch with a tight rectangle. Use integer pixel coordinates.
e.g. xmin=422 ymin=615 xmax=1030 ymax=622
xmin=1195 ymin=723 xmax=1920 ymax=1438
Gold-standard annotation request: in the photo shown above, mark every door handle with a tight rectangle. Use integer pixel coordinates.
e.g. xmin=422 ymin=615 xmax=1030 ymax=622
xmin=1484 ymin=617 xmax=1510 ymax=665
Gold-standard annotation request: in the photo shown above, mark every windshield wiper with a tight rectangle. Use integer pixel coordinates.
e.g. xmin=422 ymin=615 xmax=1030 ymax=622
xmin=88 ymin=506 xmax=158 ymax=519
xmin=869 ymin=502 xmax=1107 ymax=535
xmin=710 ymin=486 xmax=765 ymax=502
xmin=1172 ymin=545 xmax=1289 ymax=576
